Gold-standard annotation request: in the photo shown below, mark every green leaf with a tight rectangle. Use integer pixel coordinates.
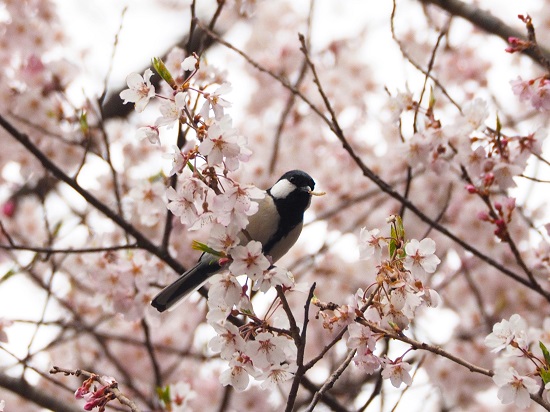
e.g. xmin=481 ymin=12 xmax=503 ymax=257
xmin=192 ymin=241 xmax=223 ymax=257
xmin=495 ymin=112 xmax=502 ymax=136
xmin=540 ymin=341 xmax=550 ymax=366
xmin=395 ymin=215 xmax=405 ymax=241
xmin=152 ymin=57 xmax=176 ymax=89
xmin=389 ymin=231 xmax=397 ymax=259
xmin=428 ymin=85 xmax=436 ymax=110
xmin=156 ymin=384 xmax=171 ymax=404
xmin=79 ymin=110 xmax=89 ymax=134
xmin=541 ymin=368 xmax=550 ymax=385
xmin=0 ymin=268 xmax=17 ymax=285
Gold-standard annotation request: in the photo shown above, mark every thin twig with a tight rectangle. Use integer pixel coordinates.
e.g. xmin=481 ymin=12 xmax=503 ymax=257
xmin=50 ymin=366 xmax=141 ymax=412
xmin=295 ymin=35 xmax=550 ymax=300
xmin=0 ymin=113 xmax=185 ymax=276
xmin=284 ymin=283 xmax=317 ymax=412
xmin=419 ymin=0 xmax=550 ymax=66
xmin=0 ymin=243 xmax=139 ymax=254
xmin=305 ymin=349 xmax=357 ymax=412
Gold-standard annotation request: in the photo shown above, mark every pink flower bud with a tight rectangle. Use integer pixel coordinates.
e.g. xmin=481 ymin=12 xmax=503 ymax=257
xmin=2 ymin=200 xmax=16 ymax=217
xmin=477 ymin=211 xmax=490 ymax=221
xmin=466 ymin=184 xmax=477 ymax=194
xmin=483 ymin=173 xmax=495 ymax=186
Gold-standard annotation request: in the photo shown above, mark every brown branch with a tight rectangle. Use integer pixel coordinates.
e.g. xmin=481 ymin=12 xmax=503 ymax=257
xmin=419 ymin=0 xmax=550 ymax=67
xmin=0 ymin=113 xmax=185 ymax=276
xmin=0 ymin=373 xmax=81 ymax=412
xmin=284 ymin=283 xmax=316 ymax=412
xmin=295 ymin=34 xmax=550 ymax=300
xmin=50 ymin=366 xmax=141 ymax=412
xmin=0 ymin=243 xmax=139 ymax=254
xmin=140 ymin=318 xmax=162 ymax=388
xmin=305 ymin=349 xmax=357 ymax=412
xmin=361 ymin=320 xmax=550 ymax=410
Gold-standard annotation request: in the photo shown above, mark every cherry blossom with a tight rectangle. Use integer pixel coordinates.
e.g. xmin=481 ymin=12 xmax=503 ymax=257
xmin=358 ymin=228 xmax=387 ymax=263
xmin=166 ymin=177 xmax=210 ymax=227
xmin=403 ymin=238 xmax=441 ymax=278
xmin=347 ymin=323 xmax=377 ymax=352
xmin=485 ymin=314 xmax=528 ymax=353
xmin=181 ymin=55 xmax=198 ymax=71
xmin=119 ymin=69 xmax=156 ymax=112
xmin=258 ymin=362 xmax=297 ymax=389
xmin=127 ymin=179 xmax=166 ymax=227
xmin=163 ymin=145 xmax=186 ymax=176
xmin=135 ymin=125 xmax=160 ymax=144
xmin=200 ymin=82 xmax=232 ymax=120
xmin=246 ymin=331 xmax=291 ymax=369
xmin=155 ymin=92 xmax=187 ymax=127
xmin=381 ymin=358 xmax=413 ymax=388
xmin=252 ymin=266 xmax=293 ymax=292
xmin=209 ymin=321 xmax=246 ymax=360
xmin=219 ymin=352 xmax=258 ymax=392
xmin=4 ymin=1 xmax=550 ymax=411
xmin=229 ymin=241 xmax=271 ymax=280
xmin=211 ymin=182 xmax=264 ymax=229
xmin=353 ymin=350 xmax=381 ymax=374
xmin=492 ymin=366 xmax=539 ymax=409
xmin=208 ymin=273 xmax=242 ymax=308
xmin=166 ymin=381 xmax=196 ymax=411
xmin=198 ymin=115 xmax=252 ymax=171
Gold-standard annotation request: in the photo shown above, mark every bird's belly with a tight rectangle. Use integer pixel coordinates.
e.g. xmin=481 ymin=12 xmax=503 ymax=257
xmin=266 ymin=223 xmax=303 ymax=263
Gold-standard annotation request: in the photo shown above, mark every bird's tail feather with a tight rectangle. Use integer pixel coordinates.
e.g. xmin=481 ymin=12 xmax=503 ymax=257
xmin=151 ymin=259 xmax=218 ymax=312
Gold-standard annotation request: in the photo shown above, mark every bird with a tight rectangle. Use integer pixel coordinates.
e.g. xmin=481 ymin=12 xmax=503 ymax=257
xmin=151 ymin=170 xmax=321 ymax=312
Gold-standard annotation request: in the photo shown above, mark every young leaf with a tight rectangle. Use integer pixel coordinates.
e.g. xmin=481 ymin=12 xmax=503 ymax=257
xmin=152 ymin=57 xmax=176 ymax=89
xmin=192 ymin=240 xmax=223 ymax=257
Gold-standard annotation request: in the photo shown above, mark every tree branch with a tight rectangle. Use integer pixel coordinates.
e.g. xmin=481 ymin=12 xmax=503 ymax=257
xmin=0 ymin=373 xmax=81 ymax=412
xmin=0 ymin=113 xmax=185 ymax=276
xmin=419 ymin=0 xmax=550 ymax=67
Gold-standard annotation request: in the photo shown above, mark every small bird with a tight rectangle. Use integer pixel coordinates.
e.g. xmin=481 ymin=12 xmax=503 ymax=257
xmin=151 ymin=170 xmax=321 ymax=312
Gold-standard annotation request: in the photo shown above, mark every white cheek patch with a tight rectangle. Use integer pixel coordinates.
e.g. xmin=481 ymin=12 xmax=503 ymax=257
xmin=269 ymin=179 xmax=297 ymax=199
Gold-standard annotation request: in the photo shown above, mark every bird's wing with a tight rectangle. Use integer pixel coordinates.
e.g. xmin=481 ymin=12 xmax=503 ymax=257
xmin=151 ymin=254 xmax=221 ymax=312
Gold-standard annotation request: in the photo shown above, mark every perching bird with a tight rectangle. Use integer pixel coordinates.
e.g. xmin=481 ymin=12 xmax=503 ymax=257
xmin=151 ymin=170 xmax=320 ymax=312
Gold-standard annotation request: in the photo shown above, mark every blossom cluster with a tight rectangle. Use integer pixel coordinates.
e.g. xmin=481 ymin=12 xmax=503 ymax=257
xmin=510 ymin=76 xmax=550 ymax=113
xmin=119 ymin=50 xmax=308 ymax=392
xmin=317 ymin=217 xmax=441 ymax=388
xmin=209 ymin=322 xmax=298 ymax=391
xmin=485 ymin=314 xmax=550 ymax=409
xmin=74 ymin=375 xmax=117 ymax=412
xmin=205 ymin=245 xmax=299 ymax=391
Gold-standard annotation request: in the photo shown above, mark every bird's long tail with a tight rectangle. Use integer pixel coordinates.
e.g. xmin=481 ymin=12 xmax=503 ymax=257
xmin=151 ymin=258 xmax=220 ymax=312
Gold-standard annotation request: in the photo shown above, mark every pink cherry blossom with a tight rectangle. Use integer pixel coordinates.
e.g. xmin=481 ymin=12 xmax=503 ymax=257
xmin=209 ymin=321 xmax=246 ymax=360
xmin=200 ymin=82 xmax=232 ymax=120
xmin=258 ymin=362 xmax=297 ymax=389
xmin=246 ymin=332 xmax=290 ymax=369
xmin=485 ymin=314 xmax=528 ymax=353
xmin=136 ymin=125 xmax=160 ymax=144
xmin=229 ymin=241 xmax=271 ymax=280
xmin=492 ymin=366 xmax=539 ymax=409
xmin=219 ymin=352 xmax=258 ymax=392
xmin=119 ymin=69 xmax=156 ymax=112
xmin=359 ymin=227 xmax=387 ymax=263
xmin=381 ymin=358 xmax=413 ymax=387
xmin=403 ymin=238 xmax=441 ymax=278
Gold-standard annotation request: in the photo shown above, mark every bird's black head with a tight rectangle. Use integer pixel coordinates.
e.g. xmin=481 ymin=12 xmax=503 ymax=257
xmin=268 ymin=170 xmax=315 ymax=229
